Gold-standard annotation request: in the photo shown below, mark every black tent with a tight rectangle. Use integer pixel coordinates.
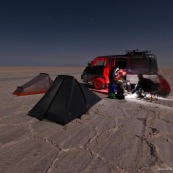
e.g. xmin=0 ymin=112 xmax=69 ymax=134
xmin=28 ymin=75 xmax=101 ymax=125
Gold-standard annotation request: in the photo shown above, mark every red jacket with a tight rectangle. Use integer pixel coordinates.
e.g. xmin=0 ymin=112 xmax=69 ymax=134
xmin=158 ymin=78 xmax=171 ymax=94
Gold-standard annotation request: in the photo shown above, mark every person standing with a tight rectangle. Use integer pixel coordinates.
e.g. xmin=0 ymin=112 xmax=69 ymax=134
xmin=108 ymin=67 xmax=125 ymax=99
xmin=108 ymin=67 xmax=119 ymax=84
xmin=108 ymin=67 xmax=118 ymax=98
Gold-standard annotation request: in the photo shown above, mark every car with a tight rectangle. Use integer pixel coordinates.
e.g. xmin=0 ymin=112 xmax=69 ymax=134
xmin=81 ymin=50 xmax=158 ymax=90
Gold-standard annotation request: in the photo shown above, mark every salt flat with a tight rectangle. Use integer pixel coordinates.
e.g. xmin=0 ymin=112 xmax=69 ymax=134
xmin=0 ymin=66 xmax=173 ymax=173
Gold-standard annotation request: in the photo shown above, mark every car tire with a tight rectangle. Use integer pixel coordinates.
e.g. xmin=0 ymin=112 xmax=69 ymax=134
xmin=93 ymin=78 xmax=105 ymax=90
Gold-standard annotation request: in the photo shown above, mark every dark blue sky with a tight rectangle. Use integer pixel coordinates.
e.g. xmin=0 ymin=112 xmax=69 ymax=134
xmin=0 ymin=0 xmax=173 ymax=66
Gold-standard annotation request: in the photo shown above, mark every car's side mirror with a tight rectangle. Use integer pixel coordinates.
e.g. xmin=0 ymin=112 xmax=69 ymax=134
xmin=88 ymin=61 xmax=91 ymax=67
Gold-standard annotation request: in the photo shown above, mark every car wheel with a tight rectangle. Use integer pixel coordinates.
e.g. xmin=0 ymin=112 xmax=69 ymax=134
xmin=93 ymin=78 xmax=105 ymax=90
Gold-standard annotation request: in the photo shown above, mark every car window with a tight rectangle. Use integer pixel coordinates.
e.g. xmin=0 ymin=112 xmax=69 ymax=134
xmin=91 ymin=58 xmax=105 ymax=66
xmin=129 ymin=58 xmax=149 ymax=74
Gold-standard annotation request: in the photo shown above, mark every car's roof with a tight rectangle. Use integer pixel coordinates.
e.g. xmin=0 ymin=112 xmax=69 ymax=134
xmin=96 ymin=53 xmax=155 ymax=59
xmin=96 ymin=55 xmax=127 ymax=58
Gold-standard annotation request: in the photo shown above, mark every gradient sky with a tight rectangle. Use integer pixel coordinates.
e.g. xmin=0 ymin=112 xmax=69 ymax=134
xmin=0 ymin=0 xmax=173 ymax=66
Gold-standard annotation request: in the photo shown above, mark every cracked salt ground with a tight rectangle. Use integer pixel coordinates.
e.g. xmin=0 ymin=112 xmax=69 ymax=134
xmin=0 ymin=67 xmax=173 ymax=173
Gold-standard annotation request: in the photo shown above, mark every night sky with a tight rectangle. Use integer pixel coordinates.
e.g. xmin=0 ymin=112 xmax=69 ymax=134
xmin=0 ymin=0 xmax=173 ymax=66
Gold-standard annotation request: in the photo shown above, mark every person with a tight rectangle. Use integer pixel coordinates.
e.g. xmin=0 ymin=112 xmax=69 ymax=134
xmin=108 ymin=67 xmax=125 ymax=99
xmin=108 ymin=67 xmax=119 ymax=84
xmin=151 ymin=75 xmax=171 ymax=97
xmin=131 ymin=74 xmax=154 ymax=98
xmin=115 ymin=69 xmax=131 ymax=92
xmin=116 ymin=81 xmax=125 ymax=99
xmin=108 ymin=82 xmax=117 ymax=99
xmin=115 ymin=69 xmax=125 ymax=80
xmin=108 ymin=67 xmax=119 ymax=99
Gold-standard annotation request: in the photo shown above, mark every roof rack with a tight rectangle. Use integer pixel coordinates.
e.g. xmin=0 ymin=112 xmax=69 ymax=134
xmin=125 ymin=49 xmax=151 ymax=56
